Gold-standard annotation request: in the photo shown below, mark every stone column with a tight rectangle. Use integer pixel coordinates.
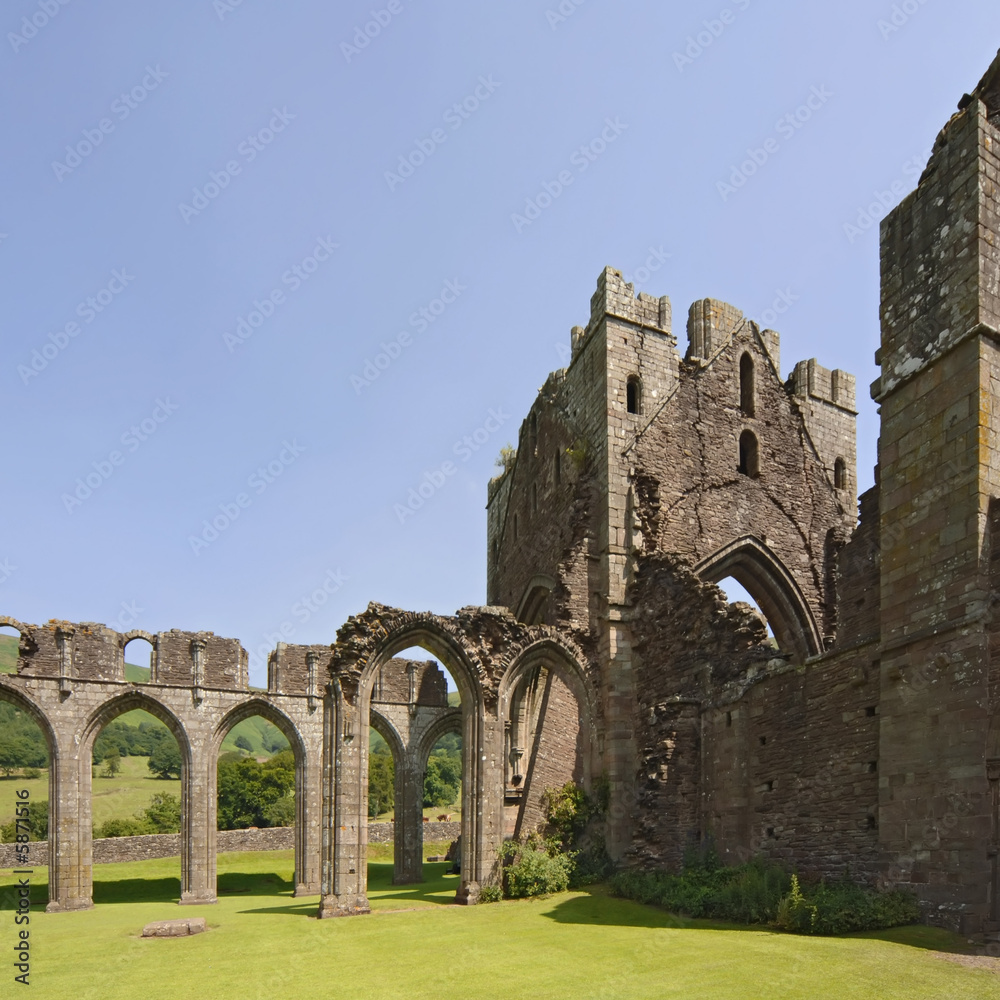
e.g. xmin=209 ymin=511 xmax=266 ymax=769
xmin=179 ymin=734 xmax=216 ymax=905
xmin=318 ymin=684 xmax=370 ymax=917
xmin=393 ymin=756 xmax=424 ymax=884
xmin=293 ymin=732 xmax=323 ymax=896
xmin=46 ymin=733 xmax=93 ymax=912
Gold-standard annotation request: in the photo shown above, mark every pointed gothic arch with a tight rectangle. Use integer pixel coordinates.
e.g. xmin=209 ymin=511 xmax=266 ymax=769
xmin=694 ymin=536 xmax=822 ymax=662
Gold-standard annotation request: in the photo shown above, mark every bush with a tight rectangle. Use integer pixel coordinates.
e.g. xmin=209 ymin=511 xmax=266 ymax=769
xmin=499 ymin=838 xmax=575 ymax=899
xmin=774 ymin=873 xmax=920 ymax=935
xmin=0 ymin=801 xmax=49 ymax=843
xmin=95 ymin=792 xmax=182 ymax=838
xmin=22 ymin=768 xmax=41 ymax=780
xmin=479 ymin=885 xmax=503 ymax=903
xmin=611 ymin=856 xmax=919 ymax=935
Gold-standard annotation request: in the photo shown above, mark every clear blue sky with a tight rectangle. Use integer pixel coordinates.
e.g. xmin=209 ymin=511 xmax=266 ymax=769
xmin=3 ymin=0 xmax=998 ymax=685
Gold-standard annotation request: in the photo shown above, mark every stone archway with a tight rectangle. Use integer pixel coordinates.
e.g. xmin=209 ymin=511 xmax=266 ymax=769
xmin=694 ymin=535 xmax=823 ymax=662
xmin=319 ymin=609 xmax=492 ymax=916
xmin=499 ymin=637 xmax=600 ymax=839
xmin=212 ymin=698 xmax=318 ymax=897
xmin=78 ymin=691 xmax=195 ymax=907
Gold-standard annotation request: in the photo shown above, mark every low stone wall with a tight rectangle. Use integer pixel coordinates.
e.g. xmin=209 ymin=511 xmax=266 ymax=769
xmin=367 ymin=821 xmax=460 ymax=844
xmin=0 ymin=821 xmax=461 ymax=867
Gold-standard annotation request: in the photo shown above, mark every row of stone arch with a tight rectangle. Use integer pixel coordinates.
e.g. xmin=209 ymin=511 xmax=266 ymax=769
xmin=0 ymin=603 xmax=601 ymax=915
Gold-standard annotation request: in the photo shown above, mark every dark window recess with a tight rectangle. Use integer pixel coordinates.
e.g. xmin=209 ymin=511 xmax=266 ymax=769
xmin=866 ymin=814 xmax=878 ymax=830
xmin=834 ymin=457 xmax=847 ymax=489
xmin=865 ymin=705 xmax=877 ymax=717
xmin=725 ymin=711 xmax=733 ymax=727
xmin=626 ymin=376 xmax=641 ymax=415
xmin=867 ymin=761 xmax=878 ymax=773
xmin=759 ymin=736 xmax=767 ymax=746
xmin=738 ymin=430 xmax=760 ymax=477
xmin=740 ymin=353 xmax=755 ymax=416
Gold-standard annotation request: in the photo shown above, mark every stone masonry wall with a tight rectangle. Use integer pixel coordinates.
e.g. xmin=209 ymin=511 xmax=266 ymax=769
xmin=0 ymin=822 xmax=462 ymax=868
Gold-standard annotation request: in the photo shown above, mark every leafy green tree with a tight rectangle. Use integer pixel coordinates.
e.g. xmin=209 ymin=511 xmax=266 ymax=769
xmin=217 ymin=753 xmax=294 ymax=830
xmin=368 ymin=753 xmax=394 ymax=818
xmin=148 ymin=740 xmax=182 ymax=779
xmin=234 ymin=734 xmax=254 ymax=753
xmin=102 ymin=748 xmax=121 ymax=778
xmin=423 ymin=754 xmax=461 ymax=808
xmin=143 ymin=793 xmax=181 ymax=833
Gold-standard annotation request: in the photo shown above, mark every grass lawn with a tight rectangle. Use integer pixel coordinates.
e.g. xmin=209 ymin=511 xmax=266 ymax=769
xmin=1 ymin=851 xmax=997 ymax=999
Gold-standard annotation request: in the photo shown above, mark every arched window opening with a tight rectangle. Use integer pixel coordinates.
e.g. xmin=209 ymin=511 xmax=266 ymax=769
xmin=504 ymin=659 xmax=588 ymax=839
xmin=554 ymin=450 xmax=561 ymax=485
xmin=528 ymin=412 xmax=538 ymax=455
xmin=738 ymin=430 xmax=760 ymax=477
xmin=740 ymin=353 xmax=755 ymax=416
xmin=0 ymin=624 xmax=21 ymax=675
xmin=91 ymin=706 xmax=180 ymax=855
xmin=834 ymin=457 xmax=847 ymax=490
xmin=0 ymin=693 xmax=48 ymax=786
xmin=491 ymin=539 xmax=499 ymax=565
xmin=217 ymin=716 xmax=293 ymax=831
xmin=715 ymin=576 xmax=776 ymax=645
xmin=373 ymin=646 xmax=463 ymax=886
xmin=123 ymin=637 xmax=154 ymax=682
xmin=626 ymin=376 xmax=642 ymax=415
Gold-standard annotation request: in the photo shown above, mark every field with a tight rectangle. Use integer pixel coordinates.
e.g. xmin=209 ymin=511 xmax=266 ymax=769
xmin=0 ymin=850 xmax=996 ymax=1000
xmin=0 ymin=754 xmax=179 ymax=829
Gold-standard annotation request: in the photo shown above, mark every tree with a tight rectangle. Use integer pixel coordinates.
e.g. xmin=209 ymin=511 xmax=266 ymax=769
xmin=101 ymin=748 xmax=121 ymax=778
xmin=148 ymin=740 xmax=182 ymax=779
xmin=234 ymin=734 xmax=254 ymax=753
xmin=217 ymin=753 xmax=294 ymax=830
xmin=423 ymin=754 xmax=461 ymax=808
xmin=368 ymin=753 xmax=394 ymax=818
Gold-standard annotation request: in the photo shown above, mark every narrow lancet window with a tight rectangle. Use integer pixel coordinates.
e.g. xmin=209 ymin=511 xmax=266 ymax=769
xmin=740 ymin=353 xmax=755 ymax=416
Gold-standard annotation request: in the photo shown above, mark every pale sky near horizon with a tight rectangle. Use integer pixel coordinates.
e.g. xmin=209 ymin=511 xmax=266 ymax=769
xmin=3 ymin=0 xmax=1000 ymax=686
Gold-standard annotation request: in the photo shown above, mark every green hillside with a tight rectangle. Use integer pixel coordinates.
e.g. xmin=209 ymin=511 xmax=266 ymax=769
xmin=0 ymin=633 xmax=18 ymax=672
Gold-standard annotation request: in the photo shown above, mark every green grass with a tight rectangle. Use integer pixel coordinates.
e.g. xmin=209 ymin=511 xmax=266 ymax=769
xmin=0 ymin=633 xmax=19 ymax=672
xmin=0 ymin=755 xmax=180 ymax=829
xmin=0 ymin=851 xmax=996 ymax=1000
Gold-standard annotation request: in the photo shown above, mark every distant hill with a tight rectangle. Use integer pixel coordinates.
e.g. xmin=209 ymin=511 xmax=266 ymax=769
xmin=448 ymin=691 xmax=460 ymax=707
xmin=0 ymin=634 xmax=18 ymax=673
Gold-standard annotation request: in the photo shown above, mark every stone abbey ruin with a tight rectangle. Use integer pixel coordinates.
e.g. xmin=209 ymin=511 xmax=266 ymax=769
xmin=4 ymin=53 xmax=1000 ymax=938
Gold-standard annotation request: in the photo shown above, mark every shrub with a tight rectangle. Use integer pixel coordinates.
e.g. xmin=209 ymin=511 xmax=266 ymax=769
xmin=612 ymin=857 xmax=919 ymax=935
xmin=22 ymin=768 xmax=41 ymax=780
xmin=479 ymin=884 xmax=503 ymax=903
xmin=499 ymin=837 xmax=575 ymax=899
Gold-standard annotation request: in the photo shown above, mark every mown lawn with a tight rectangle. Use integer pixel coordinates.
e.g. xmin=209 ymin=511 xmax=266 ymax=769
xmin=1 ymin=850 xmax=997 ymax=999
